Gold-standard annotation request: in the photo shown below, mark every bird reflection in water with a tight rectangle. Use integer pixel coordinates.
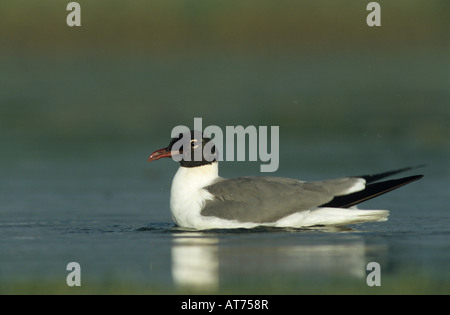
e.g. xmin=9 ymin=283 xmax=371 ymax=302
xmin=171 ymin=228 xmax=387 ymax=291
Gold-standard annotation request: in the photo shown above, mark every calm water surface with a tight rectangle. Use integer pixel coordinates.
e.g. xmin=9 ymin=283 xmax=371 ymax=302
xmin=0 ymin=136 xmax=449 ymax=294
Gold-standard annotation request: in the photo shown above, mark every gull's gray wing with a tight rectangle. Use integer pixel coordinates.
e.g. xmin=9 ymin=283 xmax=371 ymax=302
xmin=202 ymin=176 xmax=364 ymax=223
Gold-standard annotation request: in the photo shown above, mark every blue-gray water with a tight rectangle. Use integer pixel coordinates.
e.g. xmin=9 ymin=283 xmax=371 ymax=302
xmin=1 ymin=136 xmax=449 ymax=294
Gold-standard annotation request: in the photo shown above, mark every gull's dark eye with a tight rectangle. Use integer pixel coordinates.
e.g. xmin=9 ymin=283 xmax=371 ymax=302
xmin=190 ymin=139 xmax=199 ymax=149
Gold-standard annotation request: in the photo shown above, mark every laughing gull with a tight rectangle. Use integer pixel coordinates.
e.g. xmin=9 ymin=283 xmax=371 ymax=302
xmin=148 ymin=130 xmax=423 ymax=230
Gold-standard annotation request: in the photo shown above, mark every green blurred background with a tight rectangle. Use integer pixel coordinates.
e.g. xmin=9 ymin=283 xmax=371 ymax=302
xmin=0 ymin=0 xmax=448 ymax=147
xmin=0 ymin=0 xmax=449 ymax=295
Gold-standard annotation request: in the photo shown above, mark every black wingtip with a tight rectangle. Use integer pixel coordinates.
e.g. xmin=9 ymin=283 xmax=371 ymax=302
xmin=321 ymin=174 xmax=424 ymax=208
xmin=356 ymin=165 xmax=426 ymax=184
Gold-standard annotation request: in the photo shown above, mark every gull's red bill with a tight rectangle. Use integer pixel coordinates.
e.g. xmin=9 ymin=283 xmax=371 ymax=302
xmin=148 ymin=147 xmax=172 ymax=162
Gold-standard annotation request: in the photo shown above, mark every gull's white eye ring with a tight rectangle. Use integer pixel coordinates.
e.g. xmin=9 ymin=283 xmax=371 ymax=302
xmin=190 ymin=139 xmax=199 ymax=149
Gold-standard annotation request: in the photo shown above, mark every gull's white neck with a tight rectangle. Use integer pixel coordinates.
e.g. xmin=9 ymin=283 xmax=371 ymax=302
xmin=172 ymin=162 xmax=219 ymax=189
xmin=170 ymin=162 xmax=221 ymax=228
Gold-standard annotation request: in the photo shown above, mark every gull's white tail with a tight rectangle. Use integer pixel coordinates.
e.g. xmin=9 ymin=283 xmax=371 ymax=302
xmin=275 ymin=208 xmax=389 ymax=228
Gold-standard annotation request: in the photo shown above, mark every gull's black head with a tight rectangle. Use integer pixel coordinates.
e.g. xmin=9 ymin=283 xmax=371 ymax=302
xmin=148 ymin=130 xmax=218 ymax=167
